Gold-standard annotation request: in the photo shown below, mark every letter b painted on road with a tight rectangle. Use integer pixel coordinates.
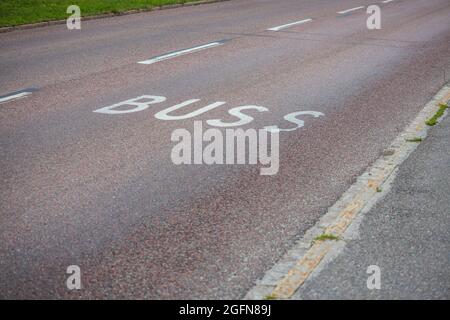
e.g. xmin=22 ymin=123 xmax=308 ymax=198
xmin=93 ymin=95 xmax=167 ymax=114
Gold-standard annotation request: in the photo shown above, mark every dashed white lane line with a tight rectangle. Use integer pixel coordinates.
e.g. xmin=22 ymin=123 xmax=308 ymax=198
xmin=337 ymin=6 xmax=365 ymax=14
xmin=0 ymin=88 xmax=37 ymax=104
xmin=138 ymin=41 xmax=225 ymax=65
xmin=382 ymin=0 xmax=395 ymax=3
xmin=267 ymin=18 xmax=313 ymax=31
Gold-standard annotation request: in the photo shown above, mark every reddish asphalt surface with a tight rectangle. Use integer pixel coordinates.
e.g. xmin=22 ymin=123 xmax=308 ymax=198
xmin=1 ymin=0 xmax=449 ymax=299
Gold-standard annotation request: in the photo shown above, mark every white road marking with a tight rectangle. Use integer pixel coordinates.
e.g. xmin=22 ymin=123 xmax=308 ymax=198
xmin=93 ymin=95 xmax=166 ymax=114
xmin=138 ymin=41 xmax=224 ymax=65
xmin=267 ymin=18 xmax=313 ymax=31
xmin=93 ymin=94 xmax=325 ymax=134
xmin=0 ymin=90 xmax=34 ymax=104
xmin=382 ymin=0 xmax=394 ymax=3
xmin=337 ymin=6 xmax=365 ymax=14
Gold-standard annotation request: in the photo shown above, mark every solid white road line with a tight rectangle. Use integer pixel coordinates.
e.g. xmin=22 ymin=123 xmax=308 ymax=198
xmin=0 ymin=91 xmax=33 ymax=104
xmin=138 ymin=41 xmax=224 ymax=65
xmin=337 ymin=6 xmax=365 ymax=14
xmin=267 ymin=18 xmax=313 ymax=31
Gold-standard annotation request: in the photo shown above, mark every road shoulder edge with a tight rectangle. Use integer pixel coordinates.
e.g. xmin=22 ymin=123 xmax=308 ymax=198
xmin=0 ymin=0 xmax=231 ymax=33
xmin=245 ymin=82 xmax=450 ymax=300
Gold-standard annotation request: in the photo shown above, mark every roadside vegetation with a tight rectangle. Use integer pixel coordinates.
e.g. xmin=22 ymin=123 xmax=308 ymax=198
xmin=0 ymin=0 xmax=197 ymax=27
xmin=425 ymin=104 xmax=449 ymax=126
xmin=406 ymin=137 xmax=423 ymax=143
xmin=313 ymin=233 xmax=340 ymax=242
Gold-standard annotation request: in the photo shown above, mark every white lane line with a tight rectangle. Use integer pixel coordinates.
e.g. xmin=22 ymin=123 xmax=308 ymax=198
xmin=337 ymin=6 xmax=365 ymax=14
xmin=0 ymin=89 xmax=36 ymax=104
xmin=382 ymin=0 xmax=394 ymax=3
xmin=267 ymin=18 xmax=313 ymax=31
xmin=138 ymin=41 xmax=225 ymax=65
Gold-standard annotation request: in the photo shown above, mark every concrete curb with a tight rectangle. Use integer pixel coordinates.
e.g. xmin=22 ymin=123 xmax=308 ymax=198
xmin=245 ymin=83 xmax=450 ymax=300
xmin=0 ymin=0 xmax=230 ymax=34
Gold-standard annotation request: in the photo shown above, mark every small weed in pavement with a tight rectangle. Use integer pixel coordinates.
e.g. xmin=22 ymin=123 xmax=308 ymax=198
xmin=406 ymin=137 xmax=423 ymax=142
xmin=426 ymin=104 xmax=448 ymax=126
xmin=313 ymin=233 xmax=340 ymax=242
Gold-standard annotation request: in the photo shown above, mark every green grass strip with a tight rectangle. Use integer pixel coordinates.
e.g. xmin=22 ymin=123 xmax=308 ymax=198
xmin=0 ymin=0 xmax=197 ymax=27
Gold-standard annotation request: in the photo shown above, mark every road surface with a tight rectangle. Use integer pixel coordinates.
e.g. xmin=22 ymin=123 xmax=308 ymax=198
xmin=0 ymin=0 xmax=449 ymax=299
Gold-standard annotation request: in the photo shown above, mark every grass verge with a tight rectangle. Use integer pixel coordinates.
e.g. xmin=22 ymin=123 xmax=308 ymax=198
xmin=0 ymin=0 xmax=200 ymax=27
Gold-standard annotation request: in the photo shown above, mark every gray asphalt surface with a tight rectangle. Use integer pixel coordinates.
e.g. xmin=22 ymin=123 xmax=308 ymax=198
xmin=293 ymin=107 xmax=450 ymax=300
xmin=0 ymin=0 xmax=449 ymax=299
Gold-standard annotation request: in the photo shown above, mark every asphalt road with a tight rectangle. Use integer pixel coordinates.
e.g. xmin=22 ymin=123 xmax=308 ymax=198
xmin=0 ymin=0 xmax=449 ymax=299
